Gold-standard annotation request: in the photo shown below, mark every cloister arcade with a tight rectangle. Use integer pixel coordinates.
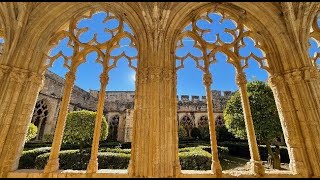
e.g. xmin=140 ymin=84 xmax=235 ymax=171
xmin=0 ymin=2 xmax=319 ymax=178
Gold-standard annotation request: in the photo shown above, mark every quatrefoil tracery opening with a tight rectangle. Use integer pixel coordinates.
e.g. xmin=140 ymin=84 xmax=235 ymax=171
xmin=43 ymin=10 xmax=138 ymax=74
xmin=309 ymin=14 xmax=320 ymax=68
xmin=175 ymin=10 xmax=270 ymax=74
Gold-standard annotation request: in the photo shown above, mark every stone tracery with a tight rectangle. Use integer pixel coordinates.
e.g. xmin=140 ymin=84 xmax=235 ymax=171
xmin=175 ymin=8 xmax=271 ymax=176
xmin=0 ymin=2 xmax=319 ymax=179
xmin=40 ymin=10 xmax=138 ymax=174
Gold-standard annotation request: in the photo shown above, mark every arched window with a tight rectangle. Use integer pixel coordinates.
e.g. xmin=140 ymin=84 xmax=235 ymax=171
xmin=215 ymin=116 xmax=224 ymax=127
xmin=180 ymin=115 xmax=194 ymax=137
xmin=309 ymin=13 xmax=320 ymax=69
xmin=175 ymin=8 xmax=274 ymax=175
xmin=198 ymin=115 xmax=208 ymax=127
xmin=38 ymin=10 xmax=138 ymax=173
xmin=109 ymin=115 xmax=120 ymax=140
xmin=31 ymin=99 xmax=49 ymax=140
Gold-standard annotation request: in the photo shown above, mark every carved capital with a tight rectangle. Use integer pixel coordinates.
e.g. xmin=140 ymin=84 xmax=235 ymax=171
xmin=8 ymin=68 xmax=28 ymax=83
xmin=267 ymin=74 xmax=285 ymax=90
xmin=149 ymin=67 xmax=162 ymax=80
xmin=27 ymin=72 xmax=45 ymax=89
xmin=303 ymin=67 xmax=318 ymax=81
xmin=284 ymin=70 xmax=303 ymax=85
xmin=0 ymin=65 xmax=10 ymax=79
xmin=65 ymin=71 xmax=76 ymax=84
xmin=137 ymin=67 xmax=148 ymax=83
xmin=203 ymin=73 xmax=212 ymax=87
xmin=162 ymin=68 xmax=174 ymax=81
xmin=99 ymin=73 xmax=109 ymax=85
xmin=236 ymin=73 xmax=247 ymax=85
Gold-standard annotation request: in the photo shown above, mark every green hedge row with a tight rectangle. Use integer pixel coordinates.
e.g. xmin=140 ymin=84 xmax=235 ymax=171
xmin=19 ymin=147 xmax=213 ymax=170
xmin=35 ymin=150 xmax=130 ymax=170
xmin=219 ymin=141 xmax=289 ymax=163
xmin=18 ymin=147 xmax=52 ymax=169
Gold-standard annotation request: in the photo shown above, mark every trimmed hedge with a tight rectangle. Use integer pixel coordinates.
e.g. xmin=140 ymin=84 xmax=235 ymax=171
xmin=179 ymin=147 xmax=211 ymax=170
xmin=35 ymin=150 xmax=130 ymax=170
xmin=25 ymin=147 xmax=213 ymax=170
xmin=219 ymin=141 xmax=289 ymax=163
xmin=18 ymin=147 xmax=51 ymax=169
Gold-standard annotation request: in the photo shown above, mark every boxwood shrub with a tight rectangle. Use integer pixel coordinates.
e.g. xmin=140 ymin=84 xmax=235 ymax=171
xmin=18 ymin=147 xmax=52 ymax=169
xmin=35 ymin=150 xmax=130 ymax=170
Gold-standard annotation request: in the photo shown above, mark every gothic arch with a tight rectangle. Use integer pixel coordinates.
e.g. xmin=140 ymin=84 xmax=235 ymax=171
xmin=0 ymin=3 xmax=145 ymax=73
xmin=31 ymin=99 xmax=50 ymax=140
xmin=198 ymin=115 xmax=208 ymax=127
xmin=215 ymin=116 xmax=224 ymax=127
xmin=109 ymin=115 xmax=120 ymax=140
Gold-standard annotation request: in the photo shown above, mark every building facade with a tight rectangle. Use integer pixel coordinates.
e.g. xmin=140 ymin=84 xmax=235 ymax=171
xmin=32 ymin=70 xmax=232 ymax=142
xmin=0 ymin=2 xmax=319 ymax=178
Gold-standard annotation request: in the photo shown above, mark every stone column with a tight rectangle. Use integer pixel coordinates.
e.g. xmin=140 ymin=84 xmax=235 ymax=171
xmin=235 ymin=72 xmax=265 ymax=176
xmin=203 ymin=73 xmax=222 ymax=177
xmin=87 ymin=74 xmax=109 ymax=173
xmin=0 ymin=67 xmax=44 ymax=178
xmin=268 ymin=74 xmax=309 ymax=177
xmin=44 ymin=71 xmax=76 ymax=173
xmin=284 ymin=69 xmax=320 ymax=177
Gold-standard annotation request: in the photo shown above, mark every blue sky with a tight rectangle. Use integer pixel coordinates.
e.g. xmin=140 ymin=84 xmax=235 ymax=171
xmin=48 ymin=12 xmax=319 ymax=96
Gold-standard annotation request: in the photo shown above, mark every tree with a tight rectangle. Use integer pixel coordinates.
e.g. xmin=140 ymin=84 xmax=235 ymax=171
xmin=25 ymin=123 xmax=38 ymax=143
xmin=178 ymin=125 xmax=188 ymax=139
xmin=62 ymin=110 xmax=108 ymax=153
xmin=223 ymin=80 xmax=283 ymax=169
xmin=190 ymin=127 xmax=201 ymax=140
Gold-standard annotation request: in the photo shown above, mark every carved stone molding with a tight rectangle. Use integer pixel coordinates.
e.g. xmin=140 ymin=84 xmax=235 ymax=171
xmin=203 ymin=73 xmax=212 ymax=87
xmin=0 ymin=65 xmax=10 ymax=79
xmin=235 ymin=73 xmax=247 ymax=86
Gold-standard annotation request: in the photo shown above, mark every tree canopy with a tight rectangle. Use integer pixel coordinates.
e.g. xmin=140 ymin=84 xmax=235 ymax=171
xmin=223 ymin=80 xmax=283 ymax=143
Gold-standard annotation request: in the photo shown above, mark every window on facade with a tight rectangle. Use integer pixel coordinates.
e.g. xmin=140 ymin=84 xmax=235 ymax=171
xmin=31 ymin=100 xmax=49 ymax=141
xmin=19 ymin=10 xmax=137 ymax=172
xmin=176 ymin=8 xmax=290 ymax=174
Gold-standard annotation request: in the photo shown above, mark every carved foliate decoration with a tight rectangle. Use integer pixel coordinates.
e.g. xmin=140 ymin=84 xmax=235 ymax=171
xmin=42 ymin=10 xmax=138 ymax=77
xmin=175 ymin=8 xmax=270 ymax=75
xmin=309 ymin=13 xmax=320 ymax=68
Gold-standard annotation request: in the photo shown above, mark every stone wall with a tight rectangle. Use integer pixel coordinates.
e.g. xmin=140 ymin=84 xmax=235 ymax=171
xmin=33 ymin=71 xmax=233 ymax=142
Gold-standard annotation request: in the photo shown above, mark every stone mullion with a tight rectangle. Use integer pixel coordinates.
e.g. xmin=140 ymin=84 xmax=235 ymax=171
xmin=285 ymin=73 xmax=320 ymax=177
xmin=44 ymin=71 xmax=76 ymax=173
xmin=86 ymin=74 xmax=109 ymax=173
xmin=202 ymin=73 xmax=222 ymax=177
xmin=236 ymin=72 xmax=265 ymax=176
xmin=268 ymin=75 xmax=309 ymax=176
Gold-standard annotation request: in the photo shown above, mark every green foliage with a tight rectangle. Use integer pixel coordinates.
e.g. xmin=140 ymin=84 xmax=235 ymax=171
xmin=62 ymin=110 xmax=108 ymax=148
xmin=190 ymin=127 xmax=201 ymax=139
xmin=179 ymin=147 xmax=212 ymax=170
xmin=178 ymin=125 xmax=188 ymax=139
xmin=42 ymin=134 xmax=54 ymax=142
xmin=198 ymin=125 xmax=210 ymax=141
xmin=224 ymin=80 xmax=283 ymax=142
xmin=25 ymin=123 xmax=38 ymax=143
xmin=215 ymin=125 xmax=236 ymax=142
xmin=35 ymin=150 xmax=130 ymax=170
xmin=18 ymin=147 xmax=51 ymax=169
